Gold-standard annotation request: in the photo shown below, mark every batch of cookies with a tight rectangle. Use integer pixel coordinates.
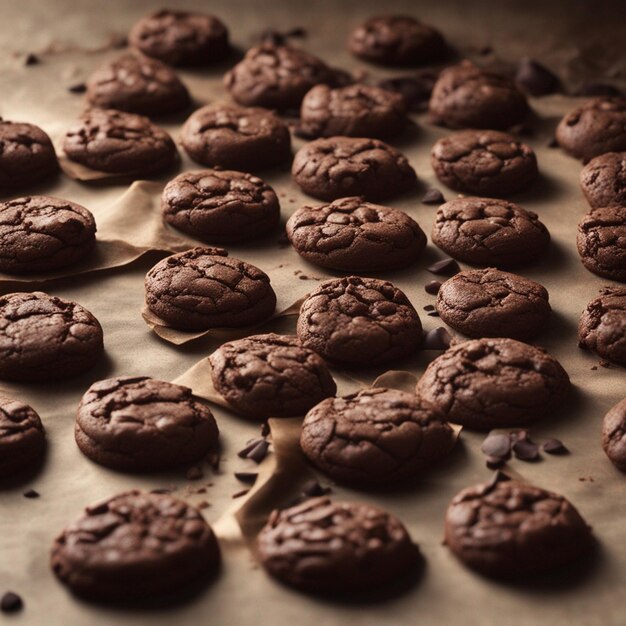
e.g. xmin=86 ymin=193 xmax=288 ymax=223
xmin=1 ymin=9 xmax=625 ymax=609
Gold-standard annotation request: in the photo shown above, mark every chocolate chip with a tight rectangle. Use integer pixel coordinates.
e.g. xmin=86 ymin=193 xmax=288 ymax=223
xmin=424 ymin=280 xmax=442 ymax=295
xmin=590 ymin=365 xmax=598 ymax=370
xmin=423 ymin=304 xmax=435 ymax=311
xmin=67 ymin=82 xmax=86 ymax=93
xmin=24 ymin=53 xmax=39 ymax=66
xmin=513 ymin=437 xmax=540 ymax=461
xmin=232 ymin=488 xmax=250 ymax=499
xmin=543 ymin=439 xmax=569 ymax=455
xmin=1 ymin=592 xmax=23 ymax=613
xmin=481 ymin=433 xmax=511 ymax=458
xmin=427 ymin=311 xmax=440 ymax=317
xmin=234 ymin=472 xmax=258 ymax=484
xmin=574 ymin=83 xmax=622 ymax=97
xmin=22 ymin=489 xmax=39 ymax=499
xmin=422 ymin=187 xmax=445 ymax=205
xmin=260 ymin=421 xmax=270 ymax=437
xmin=376 ymin=71 xmax=438 ymax=112
xmin=427 ymin=258 xmax=460 ymax=276
xmin=515 ymin=57 xmax=560 ymax=96
xmin=301 ymin=479 xmax=332 ymax=497
xmin=238 ymin=438 xmax=270 ymax=464
xmin=237 ymin=438 xmax=264 ymax=458
xmin=423 ymin=327 xmax=452 ymax=350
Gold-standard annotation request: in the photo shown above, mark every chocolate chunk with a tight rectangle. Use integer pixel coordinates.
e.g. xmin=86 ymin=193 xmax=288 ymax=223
xmin=425 ymin=280 xmax=442 ymax=295
xmin=543 ymin=439 xmax=569 ymax=455
xmin=234 ymin=472 xmax=258 ymax=484
xmin=423 ymin=327 xmax=452 ymax=350
xmin=0 ymin=592 xmax=23 ymax=613
xmin=23 ymin=489 xmax=39 ymax=499
xmin=237 ymin=438 xmax=266 ymax=458
xmin=232 ymin=489 xmax=250 ymax=499
xmin=422 ymin=187 xmax=445 ymax=205
xmin=481 ymin=433 xmax=512 ymax=458
xmin=574 ymin=83 xmax=622 ymax=97
xmin=24 ymin=53 xmax=39 ymax=66
xmin=512 ymin=437 xmax=540 ymax=461
xmin=67 ymin=82 xmax=86 ymax=93
xmin=427 ymin=311 xmax=440 ymax=317
xmin=427 ymin=258 xmax=460 ymax=276
xmin=423 ymin=304 xmax=435 ymax=311
xmin=515 ymin=58 xmax=559 ymax=96
xmin=247 ymin=439 xmax=270 ymax=463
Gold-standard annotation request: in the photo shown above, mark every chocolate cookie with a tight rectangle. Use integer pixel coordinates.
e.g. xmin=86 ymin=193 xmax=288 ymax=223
xmin=578 ymin=287 xmax=626 ymax=365
xmin=444 ymin=480 xmax=592 ymax=577
xmin=298 ymin=84 xmax=407 ymax=139
xmin=429 ymin=61 xmax=529 ymax=130
xmin=300 ymin=387 xmax=456 ymax=487
xmin=0 ymin=196 xmax=96 ymax=273
xmin=556 ymin=97 xmax=626 ymax=161
xmin=416 ymin=337 xmax=570 ymax=430
xmin=181 ymin=103 xmax=291 ymax=171
xmin=297 ymin=276 xmax=422 ymax=366
xmin=86 ymin=52 xmax=190 ymax=115
xmin=602 ymin=398 xmax=626 ymax=471
xmin=286 ymin=196 xmax=426 ymax=272
xmin=0 ymin=396 xmax=46 ymax=477
xmin=0 ymin=120 xmax=58 ymax=190
xmin=75 ymin=376 xmax=219 ymax=472
xmin=577 ymin=206 xmax=626 ymax=282
xmin=63 ymin=108 xmax=176 ymax=175
xmin=436 ymin=268 xmax=551 ymax=340
xmin=431 ymin=197 xmax=550 ymax=268
xmin=580 ymin=152 xmax=626 ymax=208
xmin=0 ymin=292 xmax=104 ymax=382
xmin=209 ymin=334 xmax=336 ymax=419
xmin=431 ymin=130 xmax=538 ymax=196
xmin=145 ymin=247 xmax=276 ymax=331
xmin=128 ymin=9 xmax=229 ymax=66
xmin=162 ymin=169 xmax=280 ymax=242
xmin=51 ymin=491 xmax=221 ymax=601
xmin=292 ymin=137 xmax=417 ymax=201
xmin=257 ymin=496 xmax=419 ymax=593
xmin=224 ymin=43 xmax=336 ymax=110
xmin=347 ymin=15 xmax=446 ymax=66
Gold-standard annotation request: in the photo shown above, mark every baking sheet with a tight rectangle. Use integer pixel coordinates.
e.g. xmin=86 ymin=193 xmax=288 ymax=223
xmin=0 ymin=1 xmax=625 ymax=625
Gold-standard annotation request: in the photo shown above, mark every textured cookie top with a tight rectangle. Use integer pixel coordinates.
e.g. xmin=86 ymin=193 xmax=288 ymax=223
xmin=0 ymin=396 xmax=43 ymax=442
xmin=580 ymin=151 xmax=626 ymax=208
xmin=602 ymin=398 xmax=626 ymax=471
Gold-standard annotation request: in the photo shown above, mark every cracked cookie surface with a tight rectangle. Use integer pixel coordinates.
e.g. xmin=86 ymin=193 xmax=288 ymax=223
xmin=578 ymin=287 xmax=626 ymax=365
xmin=129 ymin=9 xmax=229 ymax=66
xmin=0 ymin=120 xmax=58 ymax=189
xmin=287 ymin=196 xmax=426 ymax=272
xmin=0 ymin=395 xmax=45 ymax=476
xmin=63 ymin=108 xmax=176 ymax=174
xmin=181 ymin=103 xmax=291 ymax=170
xmin=577 ymin=205 xmax=626 ymax=282
xmin=257 ymin=496 xmax=419 ymax=593
xmin=0 ymin=196 xmax=96 ymax=273
xmin=51 ymin=490 xmax=221 ymax=601
xmin=209 ymin=333 xmax=336 ymax=419
xmin=431 ymin=130 xmax=538 ymax=196
xmin=300 ymin=387 xmax=456 ymax=487
xmin=145 ymin=247 xmax=276 ymax=331
xmin=602 ymin=398 xmax=626 ymax=471
xmin=436 ymin=268 xmax=551 ymax=340
xmin=431 ymin=196 xmax=550 ymax=268
xmin=292 ymin=136 xmax=417 ymax=201
xmin=162 ymin=169 xmax=280 ymax=242
xmin=75 ymin=376 xmax=219 ymax=471
xmin=445 ymin=480 xmax=592 ymax=577
xmin=580 ymin=151 xmax=626 ymax=208
xmin=0 ymin=291 xmax=104 ymax=382
xmin=556 ymin=97 xmax=626 ymax=162
xmin=416 ymin=337 xmax=570 ymax=430
xmin=297 ymin=276 xmax=422 ymax=366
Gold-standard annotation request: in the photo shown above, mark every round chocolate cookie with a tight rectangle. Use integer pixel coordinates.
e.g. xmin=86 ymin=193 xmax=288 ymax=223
xmin=347 ymin=15 xmax=446 ymax=66
xmin=556 ymin=97 xmax=626 ymax=162
xmin=162 ymin=169 xmax=280 ymax=243
xmin=298 ymin=84 xmax=407 ymax=139
xmin=209 ymin=334 xmax=336 ymax=419
xmin=181 ymin=103 xmax=291 ymax=171
xmin=577 ymin=206 xmax=626 ymax=282
xmin=444 ymin=480 xmax=593 ymax=577
xmin=286 ymin=196 xmax=426 ymax=272
xmin=75 ymin=376 xmax=219 ymax=472
xmin=0 ymin=396 xmax=46 ymax=477
xmin=580 ymin=152 xmax=626 ymax=208
xmin=128 ymin=9 xmax=229 ymax=66
xmin=436 ymin=268 xmax=551 ymax=340
xmin=145 ymin=247 xmax=276 ymax=331
xmin=224 ymin=43 xmax=336 ymax=110
xmin=257 ymin=496 xmax=419 ymax=593
xmin=416 ymin=337 xmax=570 ymax=430
xmin=51 ymin=490 xmax=221 ymax=601
xmin=300 ymin=387 xmax=456 ymax=487
xmin=0 ymin=196 xmax=96 ymax=274
xmin=63 ymin=108 xmax=176 ymax=175
xmin=431 ymin=130 xmax=538 ymax=197
xmin=431 ymin=197 xmax=550 ymax=268
xmin=297 ymin=276 xmax=422 ymax=366
xmin=0 ymin=120 xmax=58 ymax=190
xmin=578 ymin=287 xmax=626 ymax=365
xmin=429 ymin=61 xmax=529 ymax=130
xmin=86 ymin=52 xmax=190 ymax=116
xmin=292 ymin=137 xmax=417 ymax=202
xmin=602 ymin=398 xmax=626 ymax=471
xmin=0 ymin=292 xmax=104 ymax=382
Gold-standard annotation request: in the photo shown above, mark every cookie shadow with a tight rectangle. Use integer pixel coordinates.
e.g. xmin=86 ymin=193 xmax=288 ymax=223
xmin=0 ymin=445 xmax=48 ymax=491
xmin=514 ymin=171 xmax=564 ymax=204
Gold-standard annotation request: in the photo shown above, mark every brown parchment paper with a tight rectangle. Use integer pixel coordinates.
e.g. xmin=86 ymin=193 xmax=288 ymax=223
xmin=0 ymin=2 xmax=625 ymax=626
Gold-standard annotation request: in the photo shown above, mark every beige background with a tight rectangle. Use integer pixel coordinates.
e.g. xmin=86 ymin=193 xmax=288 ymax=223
xmin=0 ymin=1 xmax=625 ymax=625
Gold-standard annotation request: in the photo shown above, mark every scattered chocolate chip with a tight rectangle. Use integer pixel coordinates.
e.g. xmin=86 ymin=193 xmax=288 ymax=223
xmin=590 ymin=365 xmax=598 ymax=370
xmin=301 ymin=479 xmax=332 ymax=498
xmin=232 ymin=488 xmax=250 ymax=499
xmin=427 ymin=311 xmax=440 ymax=317
xmin=22 ymin=489 xmax=39 ymax=499
xmin=185 ymin=466 xmax=203 ymax=480
xmin=422 ymin=187 xmax=445 ymax=205
xmin=1 ymin=592 xmax=23 ymax=613
xmin=574 ymin=83 xmax=622 ymax=97
xmin=547 ymin=136 xmax=559 ymax=148
xmin=486 ymin=455 xmax=506 ymax=469
xmin=238 ymin=438 xmax=270 ymax=464
xmin=24 ymin=53 xmax=39 ymax=66
xmin=67 ymin=82 xmax=86 ymax=93
xmin=427 ymin=258 xmax=460 ymax=276
xmin=260 ymin=421 xmax=270 ymax=437
xmin=599 ymin=360 xmax=612 ymax=369
xmin=376 ymin=71 xmax=438 ymax=112
xmin=424 ymin=280 xmax=442 ymax=295
xmin=423 ymin=326 xmax=452 ymax=350
xmin=543 ymin=439 xmax=569 ymax=455
xmin=481 ymin=433 xmax=512 ymax=458
xmin=423 ymin=304 xmax=435 ymax=311
xmin=234 ymin=472 xmax=258 ymax=485
xmin=196 ymin=500 xmax=210 ymax=510
xmin=515 ymin=57 xmax=560 ymax=96
xmin=238 ymin=438 xmax=264 ymax=458
xmin=513 ymin=437 xmax=540 ymax=461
